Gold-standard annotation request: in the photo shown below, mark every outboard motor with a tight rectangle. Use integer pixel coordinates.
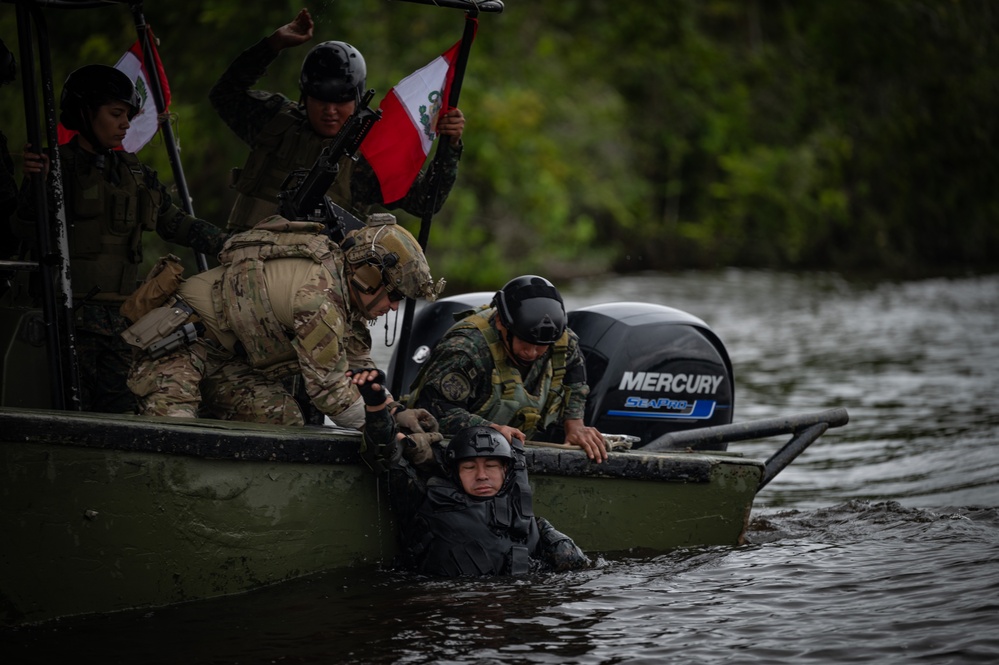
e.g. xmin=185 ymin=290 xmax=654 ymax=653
xmin=387 ymin=292 xmax=493 ymax=398
xmin=568 ymin=302 xmax=734 ymax=449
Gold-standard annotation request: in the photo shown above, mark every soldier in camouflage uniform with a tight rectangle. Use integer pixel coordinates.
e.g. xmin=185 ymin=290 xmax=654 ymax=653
xmin=210 ymin=8 xmax=466 ymax=231
xmin=15 ymin=65 xmax=228 ymax=413
xmin=127 ymin=214 xmax=443 ymax=428
xmin=409 ymin=275 xmax=609 ymax=463
xmin=387 ymin=425 xmax=591 ymax=576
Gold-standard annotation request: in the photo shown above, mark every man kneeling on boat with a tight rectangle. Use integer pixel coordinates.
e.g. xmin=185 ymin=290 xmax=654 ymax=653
xmin=122 ymin=213 xmax=443 ymax=429
xmin=408 ymin=275 xmax=609 ymax=463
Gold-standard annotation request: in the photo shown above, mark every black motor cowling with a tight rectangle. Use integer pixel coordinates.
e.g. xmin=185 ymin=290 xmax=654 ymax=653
xmin=567 ymin=302 xmax=734 ymax=449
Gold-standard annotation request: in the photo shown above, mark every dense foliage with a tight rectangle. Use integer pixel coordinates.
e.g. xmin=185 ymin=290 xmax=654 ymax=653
xmin=2 ymin=0 xmax=996 ymax=287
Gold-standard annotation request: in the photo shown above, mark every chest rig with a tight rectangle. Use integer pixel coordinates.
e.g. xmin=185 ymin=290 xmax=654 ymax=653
xmin=63 ymin=145 xmax=158 ymax=299
xmin=228 ymin=105 xmax=358 ymax=231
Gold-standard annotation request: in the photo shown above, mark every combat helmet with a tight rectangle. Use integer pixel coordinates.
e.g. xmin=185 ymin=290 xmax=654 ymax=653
xmin=493 ymin=275 xmax=567 ymax=345
xmin=342 ymin=214 xmax=444 ymax=303
xmin=0 ymin=38 xmax=15 ymax=87
xmin=59 ymin=65 xmax=140 ymax=152
xmin=60 ymin=64 xmax=140 ymax=130
xmin=444 ymin=426 xmax=513 ymax=467
xmin=300 ymin=41 xmax=366 ymax=104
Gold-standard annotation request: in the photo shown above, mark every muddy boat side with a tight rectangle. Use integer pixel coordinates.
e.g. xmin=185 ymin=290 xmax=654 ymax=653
xmin=0 ymin=406 xmax=795 ymax=625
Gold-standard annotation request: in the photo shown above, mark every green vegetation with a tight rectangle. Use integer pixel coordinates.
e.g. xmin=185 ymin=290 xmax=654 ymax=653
xmin=2 ymin=0 xmax=996 ymax=287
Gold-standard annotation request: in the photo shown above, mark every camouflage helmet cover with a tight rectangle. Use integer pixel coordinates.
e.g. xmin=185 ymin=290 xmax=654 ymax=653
xmin=343 ymin=214 xmax=444 ymax=301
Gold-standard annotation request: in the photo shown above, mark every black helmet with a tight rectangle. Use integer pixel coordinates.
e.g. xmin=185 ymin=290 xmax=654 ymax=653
xmin=493 ymin=275 xmax=567 ymax=345
xmin=300 ymin=41 xmax=366 ymax=104
xmin=0 ymin=38 xmax=15 ymax=87
xmin=59 ymin=64 xmax=140 ymax=131
xmin=444 ymin=426 xmax=513 ymax=467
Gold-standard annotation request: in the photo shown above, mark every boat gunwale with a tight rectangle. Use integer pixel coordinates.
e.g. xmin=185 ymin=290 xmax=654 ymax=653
xmin=0 ymin=407 xmax=760 ymax=484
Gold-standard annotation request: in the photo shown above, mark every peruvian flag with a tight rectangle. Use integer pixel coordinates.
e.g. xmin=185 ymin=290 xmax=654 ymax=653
xmin=360 ymin=26 xmax=474 ymax=203
xmin=58 ymin=32 xmax=171 ymax=153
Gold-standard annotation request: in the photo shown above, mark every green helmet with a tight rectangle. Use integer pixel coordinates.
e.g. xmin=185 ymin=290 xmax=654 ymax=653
xmin=343 ymin=214 xmax=444 ymax=301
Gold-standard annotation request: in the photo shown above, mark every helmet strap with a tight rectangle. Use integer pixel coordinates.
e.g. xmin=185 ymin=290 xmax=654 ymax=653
xmin=383 ymin=305 xmax=399 ymax=347
xmin=76 ymin=108 xmax=114 ymax=155
xmin=495 ymin=316 xmax=532 ymax=370
xmin=347 ymin=271 xmax=384 ymax=321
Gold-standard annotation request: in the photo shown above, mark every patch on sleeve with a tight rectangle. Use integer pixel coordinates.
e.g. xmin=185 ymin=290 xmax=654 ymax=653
xmin=440 ymin=371 xmax=471 ymax=402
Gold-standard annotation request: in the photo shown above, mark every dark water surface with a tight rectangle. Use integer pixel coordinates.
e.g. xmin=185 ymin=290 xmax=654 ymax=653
xmin=4 ymin=271 xmax=998 ymax=664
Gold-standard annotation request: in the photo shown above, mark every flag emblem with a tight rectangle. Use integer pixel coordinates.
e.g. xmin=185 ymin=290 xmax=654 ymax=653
xmin=360 ymin=25 xmax=474 ymax=204
xmin=420 ymin=90 xmax=444 ymax=142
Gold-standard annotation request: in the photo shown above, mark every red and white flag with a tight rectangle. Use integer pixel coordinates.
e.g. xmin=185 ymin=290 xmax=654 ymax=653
xmin=58 ymin=33 xmax=170 ymax=153
xmin=360 ymin=28 xmax=473 ymax=203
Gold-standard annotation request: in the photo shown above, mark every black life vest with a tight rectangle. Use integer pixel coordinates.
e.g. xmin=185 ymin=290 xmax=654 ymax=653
xmin=392 ymin=444 xmax=540 ymax=577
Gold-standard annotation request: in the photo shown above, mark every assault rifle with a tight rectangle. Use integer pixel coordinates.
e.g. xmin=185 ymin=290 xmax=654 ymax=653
xmin=277 ymin=88 xmax=382 ymax=243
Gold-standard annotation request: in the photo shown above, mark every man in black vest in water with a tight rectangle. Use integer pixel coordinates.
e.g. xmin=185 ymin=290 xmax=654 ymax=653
xmin=387 ymin=424 xmax=591 ymax=577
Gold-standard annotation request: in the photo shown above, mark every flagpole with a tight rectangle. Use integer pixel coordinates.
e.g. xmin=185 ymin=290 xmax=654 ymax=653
xmin=128 ymin=1 xmax=209 ymax=273
xmin=390 ymin=7 xmax=481 ymax=399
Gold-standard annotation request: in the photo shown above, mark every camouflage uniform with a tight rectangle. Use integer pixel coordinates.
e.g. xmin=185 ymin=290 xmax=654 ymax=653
xmin=408 ymin=307 xmax=590 ymax=441
xmin=13 ymin=137 xmax=228 ymax=413
xmin=128 ymin=218 xmax=374 ymax=427
xmin=210 ymin=38 xmax=462 ymax=230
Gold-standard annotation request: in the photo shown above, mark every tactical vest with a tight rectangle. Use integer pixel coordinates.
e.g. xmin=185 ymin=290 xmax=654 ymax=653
xmin=228 ymin=105 xmax=358 ymax=231
xmin=394 ymin=446 xmax=540 ymax=577
xmin=410 ymin=307 xmax=571 ymax=437
xmin=217 ymin=219 xmax=348 ymax=373
xmin=63 ymin=146 xmax=157 ymax=300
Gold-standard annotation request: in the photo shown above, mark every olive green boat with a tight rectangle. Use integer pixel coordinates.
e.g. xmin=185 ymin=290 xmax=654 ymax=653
xmin=0 ymin=402 xmax=847 ymax=626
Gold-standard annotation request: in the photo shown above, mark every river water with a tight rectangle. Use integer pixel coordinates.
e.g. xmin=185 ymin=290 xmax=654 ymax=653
xmin=3 ymin=270 xmax=998 ymax=664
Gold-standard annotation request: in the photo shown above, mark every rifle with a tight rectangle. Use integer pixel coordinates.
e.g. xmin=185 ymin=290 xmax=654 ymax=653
xmin=277 ymin=88 xmax=381 ymax=243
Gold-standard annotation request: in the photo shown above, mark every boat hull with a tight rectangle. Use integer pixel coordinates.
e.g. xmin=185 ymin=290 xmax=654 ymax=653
xmin=1 ymin=442 xmax=392 ymax=625
xmin=530 ymin=469 xmax=760 ymax=554
xmin=0 ymin=407 xmax=764 ymax=625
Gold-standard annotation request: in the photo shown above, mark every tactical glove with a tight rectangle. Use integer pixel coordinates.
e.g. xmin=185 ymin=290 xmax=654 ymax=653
xmin=402 ymin=431 xmax=443 ymax=467
xmin=394 ymin=407 xmax=439 ymax=435
xmin=351 ymin=368 xmax=388 ymax=406
xmin=537 ymin=517 xmax=591 ymax=571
